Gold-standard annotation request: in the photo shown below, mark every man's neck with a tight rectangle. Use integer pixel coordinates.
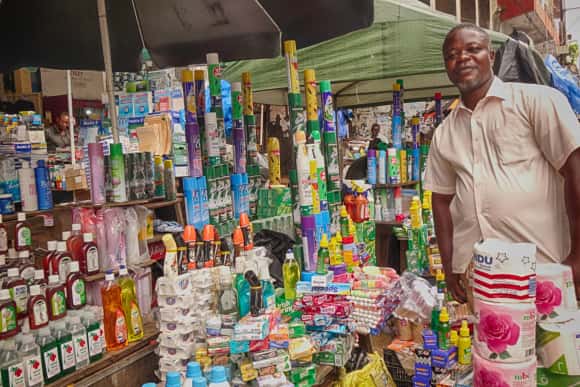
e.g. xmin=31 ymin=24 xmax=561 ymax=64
xmin=460 ymin=76 xmax=494 ymax=111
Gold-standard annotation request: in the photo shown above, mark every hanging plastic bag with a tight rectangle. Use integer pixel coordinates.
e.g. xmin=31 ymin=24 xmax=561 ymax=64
xmin=134 ymin=205 xmax=153 ymax=260
xmin=95 ymin=208 xmax=108 ymax=271
xmin=544 ymin=54 xmax=580 ymax=113
xmin=334 ymin=352 xmax=396 ymax=387
xmin=125 ymin=207 xmax=141 ymax=265
xmin=103 ymin=207 xmax=127 ymax=270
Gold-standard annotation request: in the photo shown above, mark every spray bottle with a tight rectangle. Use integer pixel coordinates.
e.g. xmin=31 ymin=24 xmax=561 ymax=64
xmin=267 ymin=137 xmax=281 ymax=185
xmin=282 ymin=249 xmax=300 ymax=301
xmin=295 ymin=130 xmax=313 ymax=215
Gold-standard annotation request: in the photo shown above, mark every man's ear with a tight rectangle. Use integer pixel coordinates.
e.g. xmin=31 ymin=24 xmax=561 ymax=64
xmin=489 ymin=48 xmax=495 ymax=63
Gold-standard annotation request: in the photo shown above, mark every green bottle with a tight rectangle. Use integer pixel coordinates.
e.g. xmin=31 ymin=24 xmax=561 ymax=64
xmin=438 ymin=307 xmax=450 ymax=350
xmin=339 ymin=206 xmax=350 ymax=236
xmin=283 ymin=249 xmax=300 ymax=301
xmin=109 ymin=143 xmax=127 ymax=202
xmin=316 ymin=234 xmax=330 ymax=275
xmin=36 ymin=326 xmax=62 ymax=383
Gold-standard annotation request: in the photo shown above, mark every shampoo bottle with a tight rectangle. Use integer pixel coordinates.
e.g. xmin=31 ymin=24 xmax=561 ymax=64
xmin=19 ymin=160 xmax=38 ymax=212
xmin=118 ymin=266 xmax=144 ymax=343
xmin=35 ymin=159 xmax=53 ymax=210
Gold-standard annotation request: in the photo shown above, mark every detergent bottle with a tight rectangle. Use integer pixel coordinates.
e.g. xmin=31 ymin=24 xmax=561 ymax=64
xmin=118 ymin=266 xmax=144 ymax=342
xmin=0 ymin=338 xmax=26 ymax=387
xmin=282 ymin=249 xmax=300 ymax=301
xmin=100 ymin=271 xmax=128 ymax=351
xmin=46 ymin=275 xmax=66 ymax=321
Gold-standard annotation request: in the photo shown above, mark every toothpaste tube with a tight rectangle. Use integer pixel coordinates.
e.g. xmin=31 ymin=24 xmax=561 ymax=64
xmin=299 ymin=302 xmax=352 ymax=318
xmin=295 ymin=294 xmax=347 ymax=307
xmin=301 ymin=313 xmax=334 ymax=327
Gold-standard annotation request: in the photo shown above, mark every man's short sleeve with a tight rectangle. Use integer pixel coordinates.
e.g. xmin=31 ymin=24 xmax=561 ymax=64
xmin=423 ymin=132 xmax=456 ymax=195
xmin=529 ymin=86 xmax=580 ymax=170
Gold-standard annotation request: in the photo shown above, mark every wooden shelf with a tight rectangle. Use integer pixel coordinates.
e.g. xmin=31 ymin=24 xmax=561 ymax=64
xmin=47 ymin=321 xmax=159 ymax=386
xmin=85 ymin=259 xmax=161 ymax=282
xmin=374 ymin=180 xmax=420 ymax=189
xmin=1 ymin=197 xmax=183 ymax=222
xmin=375 ymin=220 xmax=403 ymax=226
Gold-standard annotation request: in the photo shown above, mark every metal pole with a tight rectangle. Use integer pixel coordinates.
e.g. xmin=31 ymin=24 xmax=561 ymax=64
xmin=67 ymin=70 xmax=76 ymax=168
xmin=97 ymin=0 xmax=119 ymax=143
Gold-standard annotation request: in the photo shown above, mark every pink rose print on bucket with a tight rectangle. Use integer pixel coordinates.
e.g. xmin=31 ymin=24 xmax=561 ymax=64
xmin=474 ymin=367 xmax=510 ymax=387
xmin=536 ymin=280 xmax=562 ymax=319
xmin=477 ymin=310 xmax=520 ymax=359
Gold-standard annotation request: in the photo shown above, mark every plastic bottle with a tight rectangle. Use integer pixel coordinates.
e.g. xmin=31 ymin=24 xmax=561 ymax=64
xmin=118 ymin=266 xmax=144 ymax=343
xmin=450 ymin=330 xmax=458 ymax=347
xmin=153 ymin=155 xmax=165 ymax=198
xmin=259 ymin=264 xmax=275 ymax=310
xmin=387 ymin=148 xmax=400 ymax=184
xmin=68 ymin=223 xmax=84 ymax=260
xmin=193 ymin=376 xmax=208 ymax=387
xmin=68 ymin=316 xmax=90 ymax=369
xmin=339 ymin=206 xmax=350 ymax=236
xmin=208 ymin=366 xmax=230 ymax=387
xmin=80 ymin=233 xmax=99 ymax=275
xmin=295 ymin=131 xmax=313 ymax=215
xmin=19 ymin=160 xmax=39 ymax=212
xmin=36 ymin=326 xmax=61 ymax=383
xmin=282 ymin=249 xmax=300 ymax=301
xmin=20 ymin=334 xmax=44 ymax=387
xmin=28 ymin=284 xmax=49 ymax=330
xmin=66 ymin=261 xmax=86 ymax=310
xmin=316 ymin=234 xmax=329 ymax=275
xmin=15 ymin=212 xmax=31 ymax=252
xmin=32 ymin=270 xmax=47 ymax=296
xmin=367 ymin=149 xmax=377 ymax=185
xmin=0 ymin=215 xmax=8 ymax=255
xmin=42 ymin=241 xmax=57 ymax=279
xmin=435 ymin=269 xmax=447 ymax=297
xmin=239 ymin=213 xmax=253 ymax=251
xmin=458 ymin=320 xmax=472 ymax=365
xmin=245 ymin=271 xmax=262 ymax=317
xmin=267 ymin=137 xmax=281 ymax=185
xmin=164 ymin=158 xmax=176 ymax=201
xmin=0 ymin=338 xmax=26 ymax=387
xmin=310 ymin=130 xmax=327 ymax=211
xmin=18 ymin=250 xmax=35 ymax=284
xmin=377 ymin=143 xmax=387 ymax=185
xmin=438 ymin=306 xmax=450 ymax=350
xmin=82 ymin=309 xmax=104 ymax=362
xmin=234 ymin=256 xmax=250 ymax=318
xmin=101 ymin=271 xmax=128 ymax=351
xmin=109 ymin=143 xmax=127 ymax=203
xmin=4 ymin=267 xmax=28 ymax=319
xmin=46 ymin=275 xmax=66 ymax=321
xmin=0 ymin=289 xmax=18 ymax=339
xmin=52 ymin=320 xmax=75 ymax=375
xmin=52 ymin=241 xmax=72 ymax=284
xmin=35 ymin=159 xmax=53 ymax=210
xmin=166 ymin=371 xmax=181 ymax=387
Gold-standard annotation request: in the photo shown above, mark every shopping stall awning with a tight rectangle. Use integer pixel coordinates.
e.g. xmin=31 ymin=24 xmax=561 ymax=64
xmin=222 ymin=0 xmax=507 ymax=107
xmin=0 ymin=0 xmax=373 ymax=72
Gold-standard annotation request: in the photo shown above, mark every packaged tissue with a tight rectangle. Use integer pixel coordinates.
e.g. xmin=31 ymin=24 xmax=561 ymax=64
xmin=536 ymin=313 xmax=580 ymax=376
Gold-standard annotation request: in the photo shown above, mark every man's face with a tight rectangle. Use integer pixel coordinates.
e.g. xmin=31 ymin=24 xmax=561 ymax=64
xmin=57 ymin=114 xmax=70 ymax=132
xmin=371 ymin=125 xmax=380 ymax=138
xmin=443 ymin=29 xmax=494 ymax=94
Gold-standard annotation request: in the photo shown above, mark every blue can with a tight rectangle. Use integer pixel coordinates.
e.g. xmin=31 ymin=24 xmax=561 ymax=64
xmin=0 ymin=194 xmax=14 ymax=214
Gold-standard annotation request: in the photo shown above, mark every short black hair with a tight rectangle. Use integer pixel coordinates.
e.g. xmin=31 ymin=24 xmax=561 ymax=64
xmin=443 ymin=23 xmax=490 ymax=51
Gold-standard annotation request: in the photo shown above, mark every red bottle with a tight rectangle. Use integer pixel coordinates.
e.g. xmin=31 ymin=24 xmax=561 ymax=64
xmin=4 ymin=267 xmax=28 ymax=319
xmin=80 ymin=233 xmax=99 ymax=275
xmin=32 ymin=269 xmax=48 ymax=297
xmin=52 ymin=241 xmax=72 ymax=284
xmin=46 ymin=275 xmax=66 ymax=321
xmin=18 ymin=250 xmax=35 ymax=284
xmin=28 ymin=284 xmax=49 ymax=329
xmin=65 ymin=261 xmax=86 ymax=310
xmin=0 ymin=214 xmax=7 ymax=255
xmin=15 ymin=212 xmax=31 ymax=251
xmin=42 ymin=240 xmax=57 ymax=278
xmin=68 ymin=224 xmax=84 ymax=261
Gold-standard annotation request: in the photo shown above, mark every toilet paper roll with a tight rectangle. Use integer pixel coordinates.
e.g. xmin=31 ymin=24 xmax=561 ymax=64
xmin=536 ymin=263 xmax=577 ymax=323
xmin=473 ymin=298 xmax=536 ymax=363
xmin=473 ymin=351 xmax=536 ymax=387
xmin=472 ymin=239 xmax=536 ymax=303
xmin=537 ymin=313 xmax=580 ymax=376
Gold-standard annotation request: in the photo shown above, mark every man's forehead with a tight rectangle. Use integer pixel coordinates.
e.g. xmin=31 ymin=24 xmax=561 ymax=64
xmin=444 ymin=29 xmax=488 ymax=50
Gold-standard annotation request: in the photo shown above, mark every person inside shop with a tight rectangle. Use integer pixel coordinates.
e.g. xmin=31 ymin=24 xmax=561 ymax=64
xmin=368 ymin=123 xmax=382 ymax=150
xmin=45 ymin=112 xmax=73 ymax=151
xmin=423 ymin=23 xmax=580 ymax=303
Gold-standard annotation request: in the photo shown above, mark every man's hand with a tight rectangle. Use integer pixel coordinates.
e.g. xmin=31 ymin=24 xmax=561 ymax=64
xmin=446 ymin=271 xmax=467 ymax=303
xmin=563 ymin=252 xmax=580 ymax=300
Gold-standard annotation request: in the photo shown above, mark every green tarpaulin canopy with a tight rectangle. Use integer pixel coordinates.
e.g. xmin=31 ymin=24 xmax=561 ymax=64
xmin=222 ymin=0 xmax=507 ymax=107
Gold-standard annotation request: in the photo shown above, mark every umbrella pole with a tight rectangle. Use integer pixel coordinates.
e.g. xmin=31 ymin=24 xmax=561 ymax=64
xmin=66 ymin=70 xmax=75 ymax=168
xmin=97 ymin=0 xmax=119 ymax=144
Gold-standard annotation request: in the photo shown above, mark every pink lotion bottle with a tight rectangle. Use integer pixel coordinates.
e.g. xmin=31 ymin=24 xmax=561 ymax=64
xmin=88 ymin=143 xmax=106 ymax=205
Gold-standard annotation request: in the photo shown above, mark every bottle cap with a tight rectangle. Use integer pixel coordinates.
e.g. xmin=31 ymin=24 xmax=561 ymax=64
xmin=47 ymin=240 xmax=57 ymax=250
xmin=460 ymin=319 xmax=470 ymax=336
xmin=37 ymin=159 xmax=46 ymax=168
xmin=166 ymin=371 xmax=181 ymax=386
xmin=319 ymin=233 xmax=329 ymax=248
xmin=435 ymin=92 xmax=442 ymax=100
xmin=34 ymin=269 xmax=44 ymax=280
xmin=83 ymin=233 xmax=93 ymax=243
xmin=68 ymin=261 xmax=79 ymax=273
xmin=29 ymin=285 xmax=41 ymax=296
xmin=72 ymin=224 xmax=81 ymax=231
xmin=48 ymin=275 xmax=60 ymax=284
xmin=340 ymin=205 xmax=348 ymax=217
xmin=62 ymin=231 xmax=71 ymax=241
xmin=206 ymin=53 xmax=219 ymax=64
xmin=119 ymin=265 xmax=129 ymax=276
xmin=319 ymin=80 xmax=332 ymax=93
xmin=19 ymin=250 xmax=29 ymax=259
xmin=186 ymin=361 xmax=202 ymax=378
xmin=310 ymin=129 xmax=321 ymax=142
xmin=0 ymin=289 xmax=9 ymax=300
xmin=194 ymin=70 xmax=205 ymax=81
xmin=7 ymin=267 xmax=18 ymax=277
xmin=17 ymin=212 xmax=25 ymax=222
xmin=439 ymin=307 xmax=449 ymax=323
xmin=57 ymin=241 xmax=67 ymax=252
xmin=209 ymin=366 xmax=227 ymax=383
xmin=105 ymin=270 xmax=115 ymax=282
xmin=7 ymin=248 xmax=16 ymax=259
xmin=436 ymin=269 xmax=445 ymax=282
xmin=232 ymin=81 xmax=242 ymax=92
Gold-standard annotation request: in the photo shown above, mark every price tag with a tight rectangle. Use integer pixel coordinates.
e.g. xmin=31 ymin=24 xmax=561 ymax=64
xmin=43 ymin=214 xmax=54 ymax=227
xmin=311 ymin=275 xmax=327 ymax=288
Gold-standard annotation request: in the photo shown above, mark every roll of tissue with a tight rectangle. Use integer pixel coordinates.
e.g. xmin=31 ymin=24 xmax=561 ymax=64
xmin=536 ymin=313 xmax=580 ymax=376
xmin=473 ymin=298 xmax=536 ymax=363
xmin=473 ymin=352 xmax=536 ymax=387
xmin=472 ymin=239 xmax=536 ymax=303
xmin=536 ymin=263 xmax=577 ymax=323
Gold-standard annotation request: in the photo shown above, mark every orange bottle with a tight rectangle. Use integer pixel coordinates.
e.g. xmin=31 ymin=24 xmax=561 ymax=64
xmin=239 ymin=213 xmax=254 ymax=251
xmin=201 ymin=225 xmax=215 ymax=268
xmin=343 ymin=191 xmax=355 ymax=219
xmin=100 ymin=271 xmax=128 ymax=351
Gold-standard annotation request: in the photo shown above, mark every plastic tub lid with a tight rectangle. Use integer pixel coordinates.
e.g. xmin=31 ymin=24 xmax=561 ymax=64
xmin=186 ymin=361 xmax=202 ymax=378
xmin=166 ymin=371 xmax=181 ymax=386
xmin=209 ymin=366 xmax=227 ymax=383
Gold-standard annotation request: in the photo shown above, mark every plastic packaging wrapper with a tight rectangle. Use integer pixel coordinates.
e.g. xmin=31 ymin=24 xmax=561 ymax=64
xmin=103 ymin=207 xmax=127 ymax=270
xmin=75 ymin=207 xmax=108 ymax=271
xmin=392 ymin=271 xmax=436 ymax=322
xmin=125 ymin=207 xmax=142 ymax=265
xmin=135 ymin=205 xmax=152 ymax=260
xmin=333 ymin=352 xmax=396 ymax=387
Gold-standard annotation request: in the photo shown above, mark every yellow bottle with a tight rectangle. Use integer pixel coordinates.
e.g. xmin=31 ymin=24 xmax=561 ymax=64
xmin=267 ymin=137 xmax=281 ymax=185
xmin=450 ymin=330 xmax=458 ymax=347
xmin=458 ymin=320 xmax=472 ymax=365
xmin=118 ymin=266 xmax=144 ymax=342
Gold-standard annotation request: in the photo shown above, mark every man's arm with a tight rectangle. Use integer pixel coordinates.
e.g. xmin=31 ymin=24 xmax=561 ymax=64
xmin=432 ymin=192 xmax=466 ymax=302
xmin=561 ymin=148 xmax=580 ymax=298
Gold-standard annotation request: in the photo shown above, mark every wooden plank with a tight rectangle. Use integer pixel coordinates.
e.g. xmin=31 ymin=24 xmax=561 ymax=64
xmin=47 ymin=322 xmax=159 ymax=386
xmin=374 ymin=180 xmax=420 ymax=189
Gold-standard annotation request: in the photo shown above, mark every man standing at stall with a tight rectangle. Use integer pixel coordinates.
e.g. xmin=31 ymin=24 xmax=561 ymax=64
xmin=424 ymin=24 xmax=580 ymax=302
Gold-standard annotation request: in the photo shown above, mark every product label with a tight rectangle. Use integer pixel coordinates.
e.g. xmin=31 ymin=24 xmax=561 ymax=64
xmin=0 ymin=228 xmax=7 ymax=252
xmin=59 ymin=340 xmax=75 ymax=370
xmin=17 ymin=226 xmax=31 ymax=248
xmin=9 ymin=284 xmax=28 ymax=314
xmin=87 ymin=327 xmax=103 ymax=357
xmin=58 ymin=258 xmax=72 ymax=283
xmin=42 ymin=347 xmax=61 ymax=379
xmin=115 ymin=309 xmax=128 ymax=344
xmin=3 ymin=361 xmax=25 ymax=387
xmin=73 ymin=332 xmax=89 ymax=364
xmin=50 ymin=290 xmax=66 ymax=318
xmin=23 ymin=354 xmax=43 ymax=386
xmin=130 ymin=302 xmax=142 ymax=336
xmin=0 ymin=304 xmax=17 ymax=333
xmin=86 ymin=246 xmax=99 ymax=272
xmin=71 ymin=279 xmax=86 ymax=307
xmin=32 ymin=299 xmax=49 ymax=326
